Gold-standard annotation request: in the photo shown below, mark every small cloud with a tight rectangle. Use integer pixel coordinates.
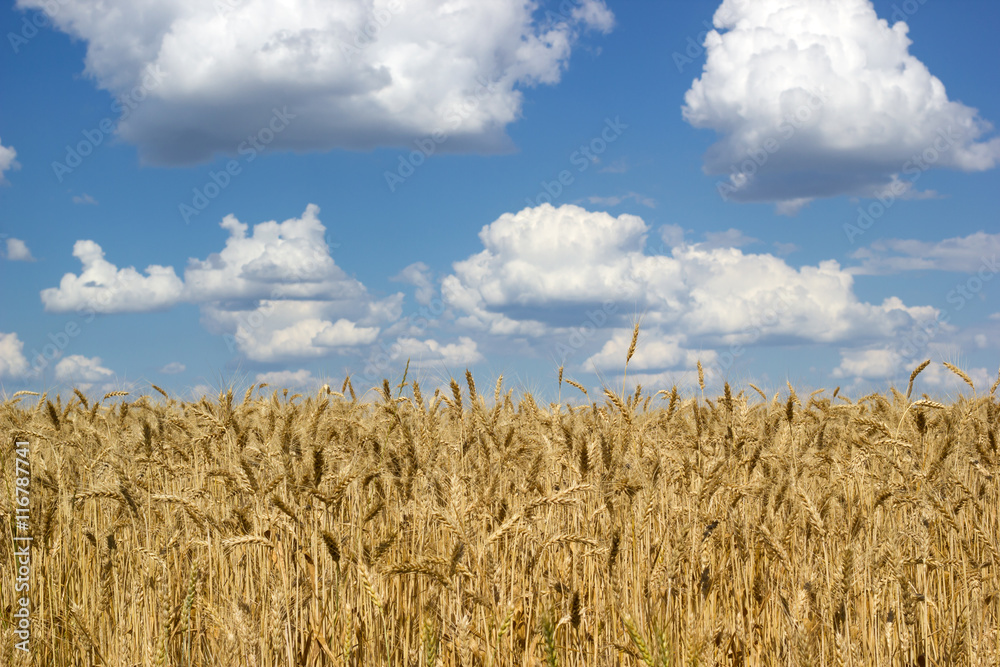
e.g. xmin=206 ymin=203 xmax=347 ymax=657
xmin=700 ymin=228 xmax=760 ymax=250
xmin=72 ymin=193 xmax=98 ymax=205
xmin=848 ymin=231 xmax=1000 ymax=275
xmin=54 ymin=354 xmax=115 ymax=384
xmin=159 ymin=361 xmax=186 ymax=374
xmin=3 ymin=238 xmax=35 ymax=262
xmin=254 ymin=369 xmax=317 ymax=389
xmin=0 ymin=138 xmax=19 ymax=184
xmin=974 ymin=334 xmax=989 ymax=349
xmin=599 ymin=157 xmax=628 ymax=173
xmin=583 ymin=192 xmax=656 ymax=208
xmin=772 ymin=241 xmax=799 ymax=256
xmin=188 ymin=384 xmax=214 ymax=400
xmin=391 ymin=262 xmax=435 ymax=305
xmin=658 ymin=224 xmax=686 ymax=249
xmin=0 ymin=332 xmax=30 ymax=378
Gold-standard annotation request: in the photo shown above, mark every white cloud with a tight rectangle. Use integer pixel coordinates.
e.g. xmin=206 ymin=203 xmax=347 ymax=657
xmin=0 ymin=332 xmax=30 ymax=378
xmin=0 ymin=137 xmax=19 ymax=183
xmin=72 ymin=193 xmax=98 ymax=205
xmin=54 ymin=354 xmax=114 ymax=383
xmin=183 ymin=204 xmax=362 ymax=302
xmin=849 ymin=231 xmax=1000 ymax=274
xmin=188 ymin=384 xmax=214 ymax=400
xmin=39 ymin=205 xmax=402 ymax=361
xmin=393 ymin=336 xmax=484 ymax=369
xmin=4 ymin=238 xmax=35 ymax=262
xmin=40 ymin=240 xmax=184 ymax=313
xmin=682 ymin=0 xmax=1000 ymax=209
xmin=832 ymin=347 xmax=904 ymax=380
xmin=443 ymin=204 xmax=941 ymax=375
xmin=254 ymin=369 xmax=318 ymax=389
xmin=22 ymin=0 xmax=613 ymax=165
xmin=159 ymin=361 xmax=186 ymax=374
xmin=392 ymin=262 xmax=435 ymax=305
xmin=586 ymin=330 xmax=714 ymax=372
xmin=204 ymin=299 xmax=393 ymax=362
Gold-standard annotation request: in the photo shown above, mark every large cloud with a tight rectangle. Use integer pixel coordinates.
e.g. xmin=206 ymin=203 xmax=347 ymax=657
xmin=442 ymin=204 xmax=941 ymax=379
xmin=682 ymin=0 xmax=1000 ymax=211
xmin=20 ymin=0 xmax=613 ymax=165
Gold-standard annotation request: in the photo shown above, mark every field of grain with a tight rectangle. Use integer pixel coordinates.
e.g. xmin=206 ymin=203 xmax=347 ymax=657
xmin=2 ymin=355 xmax=999 ymax=666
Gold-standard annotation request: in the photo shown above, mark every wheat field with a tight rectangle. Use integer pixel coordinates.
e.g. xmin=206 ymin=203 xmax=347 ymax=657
xmin=2 ymin=355 xmax=999 ymax=666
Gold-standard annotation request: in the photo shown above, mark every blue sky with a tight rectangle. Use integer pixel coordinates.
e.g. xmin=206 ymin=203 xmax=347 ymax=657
xmin=1 ymin=0 xmax=999 ymax=401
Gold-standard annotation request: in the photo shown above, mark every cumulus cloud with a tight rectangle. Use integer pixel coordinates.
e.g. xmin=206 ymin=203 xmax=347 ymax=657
xmin=40 ymin=240 xmax=184 ymax=313
xmin=20 ymin=0 xmax=613 ymax=165
xmin=54 ymin=354 xmax=114 ymax=383
xmin=254 ymin=369 xmax=318 ymax=389
xmin=831 ymin=346 xmax=905 ymax=380
xmin=159 ymin=361 xmax=186 ymax=374
xmin=40 ymin=205 xmax=401 ymax=361
xmin=72 ymin=193 xmax=98 ymax=205
xmin=0 ymin=332 xmax=30 ymax=378
xmin=682 ymin=0 xmax=1000 ymax=210
xmin=0 ymin=137 xmax=19 ymax=183
xmin=182 ymin=204 xmax=360 ymax=302
xmin=392 ymin=336 xmax=484 ymax=369
xmin=4 ymin=238 xmax=35 ymax=262
xmin=849 ymin=231 xmax=1000 ymax=274
xmin=442 ymin=204 xmax=941 ymax=380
